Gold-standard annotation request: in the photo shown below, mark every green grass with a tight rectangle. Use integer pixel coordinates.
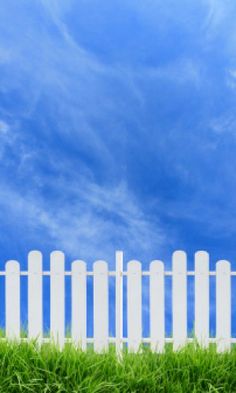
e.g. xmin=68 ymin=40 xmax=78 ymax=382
xmin=0 ymin=342 xmax=235 ymax=392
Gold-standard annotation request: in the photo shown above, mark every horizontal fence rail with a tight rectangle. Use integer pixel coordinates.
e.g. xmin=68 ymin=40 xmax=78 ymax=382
xmin=0 ymin=250 xmax=235 ymax=352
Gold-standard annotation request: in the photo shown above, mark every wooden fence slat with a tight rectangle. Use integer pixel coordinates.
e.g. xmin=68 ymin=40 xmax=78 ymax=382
xmin=72 ymin=260 xmax=86 ymax=349
xmin=50 ymin=251 xmax=65 ymax=348
xmin=115 ymin=251 xmax=123 ymax=356
xmin=28 ymin=251 xmax=43 ymax=343
xmin=6 ymin=260 xmax=20 ymax=339
xmin=216 ymin=260 xmax=231 ymax=352
xmin=150 ymin=260 xmax=165 ymax=352
xmin=94 ymin=261 xmax=108 ymax=352
xmin=195 ymin=251 xmax=209 ymax=348
xmin=127 ymin=260 xmax=142 ymax=352
xmin=172 ymin=251 xmax=187 ymax=350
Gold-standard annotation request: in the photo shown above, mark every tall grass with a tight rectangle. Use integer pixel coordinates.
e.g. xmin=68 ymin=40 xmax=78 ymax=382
xmin=0 ymin=341 xmax=235 ymax=392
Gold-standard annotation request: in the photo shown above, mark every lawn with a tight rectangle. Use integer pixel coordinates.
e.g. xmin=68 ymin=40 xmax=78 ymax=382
xmin=0 ymin=341 xmax=235 ymax=392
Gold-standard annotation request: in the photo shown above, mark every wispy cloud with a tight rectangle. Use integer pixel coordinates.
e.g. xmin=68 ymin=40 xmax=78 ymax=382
xmin=1 ymin=0 xmax=236 ymax=267
xmin=0 ymin=178 xmax=164 ymax=264
xmin=0 ymin=120 xmax=9 ymax=134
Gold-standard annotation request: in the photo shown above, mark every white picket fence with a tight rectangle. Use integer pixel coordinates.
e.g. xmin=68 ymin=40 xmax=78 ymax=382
xmin=1 ymin=250 xmax=235 ymax=353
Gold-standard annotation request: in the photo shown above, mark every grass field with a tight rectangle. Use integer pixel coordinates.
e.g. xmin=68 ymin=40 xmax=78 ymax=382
xmin=0 ymin=341 xmax=235 ymax=392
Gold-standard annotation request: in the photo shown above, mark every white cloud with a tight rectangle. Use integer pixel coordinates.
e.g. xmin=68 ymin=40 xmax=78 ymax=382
xmin=0 ymin=120 xmax=12 ymax=159
xmin=0 ymin=120 xmax=9 ymax=134
xmin=0 ymin=179 xmax=164 ymax=263
xmin=209 ymin=114 xmax=236 ymax=136
xmin=226 ymin=69 xmax=236 ymax=90
xmin=1 ymin=0 xmax=236 ymax=264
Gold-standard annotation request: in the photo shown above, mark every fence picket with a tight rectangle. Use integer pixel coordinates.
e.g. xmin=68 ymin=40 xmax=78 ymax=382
xmin=72 ymin=260 xmax=86 ymax=349
xmin=50 ymin=251 xmax=65 ymax=348
xmin=94 ymin=261 xmax=108 ymax=352
xmin=115 ymin=251 xmax=123 ymax=356
xmin=172 ymin=251 xmax=187 ymax=350
xmin=216 ymin=260 xmax=231 ymax=352
xmin=195 ymin=251 xmax=209 ymax=348
xmin=150 ymin=260 xmax=164 ymax=352
xmin=127 ymin=260 xmax=142 ymax=352
xmin=6 ymin=260 xmax=20 ymax=339
xmin=28 ymin=251 xmax=43 ymax=342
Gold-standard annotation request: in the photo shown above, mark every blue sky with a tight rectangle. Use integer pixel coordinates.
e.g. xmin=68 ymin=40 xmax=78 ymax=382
xmin=0 ymin=0 xmax=236 ymax=336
